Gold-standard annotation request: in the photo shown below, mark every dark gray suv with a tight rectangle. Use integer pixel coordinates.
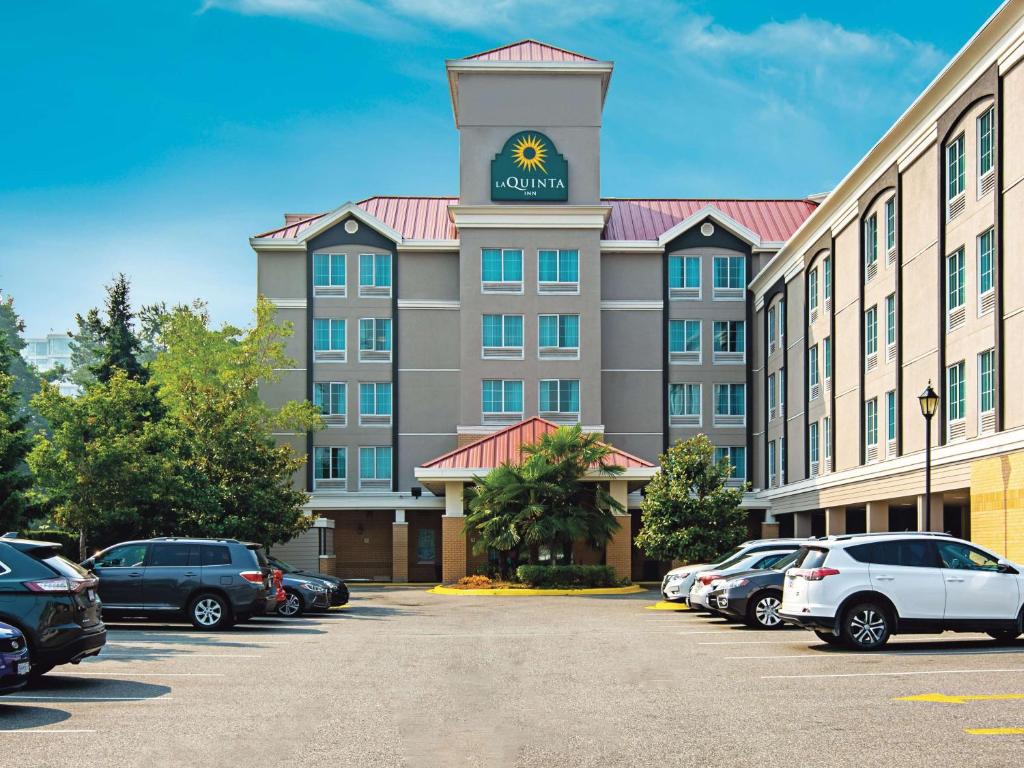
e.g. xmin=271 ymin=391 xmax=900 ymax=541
xmin=84 ymin=538 xmax=274 ymax=630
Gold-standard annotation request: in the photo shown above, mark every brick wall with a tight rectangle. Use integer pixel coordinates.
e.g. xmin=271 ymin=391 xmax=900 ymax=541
xmin=441 ymin=516 xmax=467 ymax=582
xmin=333 ymin=510 xmax=394 ymax=580
xmin=392 ymin=523 xmax=409 ymax=582
xmin=971 ymin=452 xmax=1024 ymax=561
xmin=605 ymin=513 xmax=632 ymax=582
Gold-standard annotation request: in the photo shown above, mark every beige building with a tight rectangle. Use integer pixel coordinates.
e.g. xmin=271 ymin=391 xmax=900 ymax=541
xmin=750 ymin=0 xmax=1024 ymax=564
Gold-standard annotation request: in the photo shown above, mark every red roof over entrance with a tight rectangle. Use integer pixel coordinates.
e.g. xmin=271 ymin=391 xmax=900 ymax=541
xmin=420 ymin=417 xmax=655 ymax=471
xmin=462 ymin=39 xmax=596 ymax=63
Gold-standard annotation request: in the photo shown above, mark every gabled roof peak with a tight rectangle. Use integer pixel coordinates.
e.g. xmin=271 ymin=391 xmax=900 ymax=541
xmin=461 ymin=39 xmax=596 ymax=63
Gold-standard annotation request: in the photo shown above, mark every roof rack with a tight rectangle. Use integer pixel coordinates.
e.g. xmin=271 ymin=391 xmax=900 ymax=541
xmin=149 ymin=537 xmax=241 ymax=544
xmin=829 ymin=531 xmax=954 ymax=541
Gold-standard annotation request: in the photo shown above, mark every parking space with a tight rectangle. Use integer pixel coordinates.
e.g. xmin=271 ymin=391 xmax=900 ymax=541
xmin=2 ymin=589 xmax=1023 ymax=766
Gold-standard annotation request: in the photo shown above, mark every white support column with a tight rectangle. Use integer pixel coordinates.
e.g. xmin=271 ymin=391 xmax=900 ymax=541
xmin=866 ymin=501 xmax=889 ymax=533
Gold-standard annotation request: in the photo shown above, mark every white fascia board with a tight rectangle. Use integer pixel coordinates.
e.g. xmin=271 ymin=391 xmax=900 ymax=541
xmin=415 ymin=466 xmax=656 ymax=482
xmin=397 ymin=240 xmax=460 ymax=252
xmin=748 ymin=3 xmax=1024 ymax=297
xmin=294 ymin=201 xmax=404 ymax=246
xmin=600 ymin=300 xmax=663 ymax=311
xmin=657 ymin=205 xmax=762 ymax=249
xmin=249 ymin=239 xmax=305 ymax=252
xmin=304 ymin=492 xmax=445 ymax=511
xmin=600 ymin=240 xmax=662 ymax=253
xmin=449 ymin=204 xmax=611 ymax=230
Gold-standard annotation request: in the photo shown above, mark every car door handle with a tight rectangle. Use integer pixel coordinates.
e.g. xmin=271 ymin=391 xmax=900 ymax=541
xmin=875 ymin=576 xmax=895 ymax=581
xmin=946 ymin=577 xmax=965 ymax=583
xmin=129 ymin=572 xmax=143 ymax=578
xmin=184 ymin=572 xmax=198 ymax=577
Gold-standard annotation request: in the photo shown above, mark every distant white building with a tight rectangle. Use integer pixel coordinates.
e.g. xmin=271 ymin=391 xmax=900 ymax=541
xmin=22 ymin=333 xmax=72 ymax=372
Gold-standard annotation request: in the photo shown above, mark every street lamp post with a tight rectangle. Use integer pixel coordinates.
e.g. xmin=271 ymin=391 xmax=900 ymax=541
xmin=918 ymin=381 xmax=940 ymax=531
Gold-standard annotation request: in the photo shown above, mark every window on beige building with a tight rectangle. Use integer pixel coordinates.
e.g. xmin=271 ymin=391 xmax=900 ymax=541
xmin=946 ymin=360 xmax=966 ymax=441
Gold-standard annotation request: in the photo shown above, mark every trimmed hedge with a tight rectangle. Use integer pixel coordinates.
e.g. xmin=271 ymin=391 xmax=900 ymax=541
xmin=515 ymin=564 xmax=624 ymax=589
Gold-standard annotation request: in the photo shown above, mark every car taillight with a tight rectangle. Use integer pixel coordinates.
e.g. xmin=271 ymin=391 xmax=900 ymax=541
xmin=276 ymin=587 xmax=285 ymax=601
xmin=239 ymin=571 xmax=265 ymax=584
xmin=273 ymin=568 xmax=283 ymax=587
xmin=793 ymin=567 xmax=840 ymax=581
xmin=24 ymin=577 xmax=92 ymax=594
xmin=697 ymin=574 xmax=719 ymax=586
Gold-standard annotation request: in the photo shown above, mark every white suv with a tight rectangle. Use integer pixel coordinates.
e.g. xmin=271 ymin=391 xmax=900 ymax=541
xmin=780 ymin=533 xmax=1024 ymax=649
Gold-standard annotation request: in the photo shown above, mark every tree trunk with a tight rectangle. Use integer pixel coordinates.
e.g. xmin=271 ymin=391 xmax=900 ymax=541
xmin=78 ymin=528 xmax=87 ymax=562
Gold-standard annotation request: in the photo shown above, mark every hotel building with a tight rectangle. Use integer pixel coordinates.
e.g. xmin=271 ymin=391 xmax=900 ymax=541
xmin=254 ymin=1 xmax=1024 ymax=581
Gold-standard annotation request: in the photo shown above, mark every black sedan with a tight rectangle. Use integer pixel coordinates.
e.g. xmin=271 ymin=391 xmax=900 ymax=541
xmin=706 ymin=551 xmax=799 ymax=629
xmin=267 ymin=557 xmax=348 ymax=609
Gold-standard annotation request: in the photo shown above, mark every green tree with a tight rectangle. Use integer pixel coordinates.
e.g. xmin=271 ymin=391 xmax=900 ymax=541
xmin=92 ymin=274 xmax=147 ymax=384
xmin=0 ymin=328 xmax=33 ymax=532
xmin=27 ymin=372 xmax=204 ymax=557
xmin=150 ymin=297 xmax=323 ymax=546
xmin=634 ymin=435 xmax=747 ymax=564
xmin=68 ymin=307 xmax=103 ymax=388
xmin=465 ymin=425 xmax=624 ymax=575
xmin=0 ymin=294 xmax=44 ymax=409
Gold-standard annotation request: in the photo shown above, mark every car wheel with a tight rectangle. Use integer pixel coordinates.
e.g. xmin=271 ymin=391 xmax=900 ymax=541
xmin=747 ymin=592 xmax=784 ymax=629
xmin=814 ymin=630 xmax=844 ymax=646
xmin=189 ymin=593 xmax=232 ymax=630
xmin=278 ymin=590 xmax=304 ymax=617
xmin=987 ymin=630 xmax=1021 ymax=643
xmin=841 ymin=602 xmax=891 ymax=650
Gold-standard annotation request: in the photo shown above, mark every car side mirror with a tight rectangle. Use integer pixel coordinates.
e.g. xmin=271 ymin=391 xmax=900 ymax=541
xmin=997 ymin=559 xmax=1018 ymax=574
xmin=82 ymin=557 xmax=95 ymax=570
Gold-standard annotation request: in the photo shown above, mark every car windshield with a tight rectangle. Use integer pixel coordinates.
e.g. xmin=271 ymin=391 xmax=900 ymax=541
xmin=712 ymin=546 xmax=745 ymax=566
xmin=42 ymin=554 xmax=91 ymax=579
xmin=271 ymin=557 xmax=298 ymax=572
xmin=771 ymin=551 xmax=800 ymax=571
xmin=715 ymin=553 xmax=752 ymax=571
xmin=249 ymin=546 xmax=269 ymax=567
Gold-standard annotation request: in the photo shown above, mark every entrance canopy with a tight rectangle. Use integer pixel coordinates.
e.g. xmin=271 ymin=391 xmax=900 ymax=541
xmin=415 ymin=417 xmax=657 ymax=496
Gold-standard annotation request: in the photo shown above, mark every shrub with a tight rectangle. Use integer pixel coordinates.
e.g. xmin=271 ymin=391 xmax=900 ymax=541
xmin=514 ymin=564 xmax=624 ymax=589
xmin=455 ymin=574 xmax=493 ymax=589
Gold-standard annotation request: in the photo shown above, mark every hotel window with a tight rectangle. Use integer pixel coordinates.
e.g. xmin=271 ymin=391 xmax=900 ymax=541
xmin=947 ymin=247 xmax=966 ymax=330
xmin=539 ymin=379 xmax=580 ymax=423
xmin=808 ymin=268 xmax=819 ymax=322
xmin=669 ymin=319 xmax=701 ymax=364
xmin=947 ymin=360 xmax=966 ymax=440
xmin=978 ymin=107 xmax=994 ymax=195
xmin=823 ymin=256 xmax=832 ymax=303
xmin=978 ymin=229 xmax=995 ymax=315
xmin=767 ymin=306 xmax=777 ymax=354
xmin=712 ymin=255 xmax=745 ymax=299
xmin=779 ymin=299 xmax=786 ymax=347
xmin=358 ymin=253 xmax=392 ymax=297
xmin=886 ymin=389 xmax=897 ymax=451
xmin=885 ymin=197 xmax=896 ymax=264
xmin=768 ymin=374 xmax=777 ymax=420
xmin=712 ymin=320 xmax=745 ymax=363
xmin=669 ymin=383 xmax=701 ymax=427
xmin=979 ymin=348 xmax=995 ymax=433
xmin=864 ymin=213 xmax=878 ymax=281
xmin=313 ymin=253 xmax=346 ymax=296
xmin=358 ymin=318 xmax=392 ymax=362
xmin=481 ymin=314 xmax=524 ymax=359
xmin=823 ymin=416 xmax=832 ymax=468
xmin=809 ymin=422 xmax=820 ymax=476
xmin=313 ymin=447 xmax=346 ymax=491
xmin=822 ymin=338 xmax=833 ymax=388
xmin=313 ymin=382 xmax=347 ymax=426
xmin=481 ymin=379 xmax=523 ymax=424
xmin=358 ymin=446 xmax=392 ymax=490
xmin=358 ymin=382 xmax=392 ymax=427
xmin=779 ymin=368 xmax=786 ymax=412
xmin=313 ymin=318 xmax=346 ymax=362
xmin=780 ymin=436 xmax=786 ymax=484
xmin=538 ymin=314 xmax=580 ymax=360
xmin=669 ymin=254 xmax=701 ymax=299
xmin=864 ymin=305 xmax=878 ymax=369
xmin=865 ymin=397 xmax=878 ymax=461
xmin=808 ymin=345 xmax=820 ymax=400
xmin=947 ymin=133 xmax=966 ymax=218
xmin=767 ymin=440 xmax=777 ymax=487
xmin=538 ymin=249 xmax=579 ymax=293
xmin=715 ymin=446 xmax=746 ymax=483
xmin=713 ymin=383 xmax=746 ymax=427
xmin=481 ymin=248 xmax=523 ymax=292
xmin=885 ymin=293 xmax=896 ymax=361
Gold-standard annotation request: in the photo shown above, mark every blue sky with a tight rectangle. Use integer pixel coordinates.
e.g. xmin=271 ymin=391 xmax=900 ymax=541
xmin=0 ymin=0 xmax=1002 ymax=338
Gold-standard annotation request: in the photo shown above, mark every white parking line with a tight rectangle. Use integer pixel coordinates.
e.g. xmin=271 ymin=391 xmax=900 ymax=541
xmin=678 ymin=630 xmax=749 ymax=636
xmin=92 ymin=652 xmax=264 ymax=658
xmin=55 ymin=672 xmax=223 ymax=677
xmin=729 ymin=649 xmax=1024 ymax=660
xmin=762 ymin=668 xmax=1024 ymax=680
xmin=0 ymin=730 xmax=98 ymax=734
xmin=5 ymin=696 xmax=174 ymax=701
xmin=699 ymin=640 xmax=814 ymax=646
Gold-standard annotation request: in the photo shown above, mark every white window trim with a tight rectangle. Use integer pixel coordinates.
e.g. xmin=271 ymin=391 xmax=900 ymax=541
xmin=537 ymin=249 xmax=580 ymax=295
xmin=312 ymin=446 xmax=348 ymax=492
xmin=481 ymin=248 xmax=524 ymax=294
xmin=668 ymin=383 xmax=702 ymax=428
xmin=711 ymin=320 xmax=746 ymax=365
xmin=358 ymin=253 xmax=393 ymax=298
xmin=481 ymin=314 xmax=525 ymax=360
xmin=946 ymin=361 xmax=967 ymax=441
xmin=669 ymin=319 xmax=702 ymax=365
xmin=978 ymin=350 xmax=996 ymax=435
xmin=977 ymin=230 xmax=995 ymax=317
xmin=481 ymin=379 xmax=525 ymax=426
xmin=946 ymin=247 xmax=966 ymax=331
xmin=313 ymin=381 xmax=347 ymax=427
xmin=358 ymin=317 xmax=393 ymax=363
xmin=357 ymin=446 xmax=392 ymax=490
xmin=537 ymin=314 xmax=580 ymax=361
xmin=668 ymin=254 xmax=702 ymax=301
xmin=538 ymin=379 xmax=581 ymax=424
xmin=712 ymin=383 xmax=747 ymax=428
xmin=711 ymin=255 xmax=745 ymax=301
xmin=977 ymin=108 xmax=995 ymax=200
xmin=313 ymin=252 xmax=347 ymax=297
xmin=313 ymin=318 xmax=347 ymax=363
xmin=358 ymin=382 xmax=393 ymax=428
xmin=946 ymin=133 xmax=966 ymax=219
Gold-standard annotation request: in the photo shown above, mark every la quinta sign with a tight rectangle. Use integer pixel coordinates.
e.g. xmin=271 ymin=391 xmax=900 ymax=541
xmin=491 ymin=131 xmax=568 ymax=201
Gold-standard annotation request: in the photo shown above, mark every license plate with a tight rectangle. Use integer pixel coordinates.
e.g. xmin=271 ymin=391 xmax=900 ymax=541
xmin=17 ymin=662 xmax=29 ymax=676
xmin=87 ymin=589 xmax=96 ymax=601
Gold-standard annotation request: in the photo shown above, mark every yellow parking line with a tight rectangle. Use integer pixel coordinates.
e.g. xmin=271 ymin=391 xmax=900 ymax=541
xmin=965 ymin=727 xmax=1024 ymax=735
xmin=645 ymin=601 xmax=688 ymax=611
xmin=898 ymin=693 xmax=1024 ymax=705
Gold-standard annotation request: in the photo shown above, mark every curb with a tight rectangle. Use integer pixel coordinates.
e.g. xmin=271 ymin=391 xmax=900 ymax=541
xmin=427 ymin=584 xmax=646 ymax=597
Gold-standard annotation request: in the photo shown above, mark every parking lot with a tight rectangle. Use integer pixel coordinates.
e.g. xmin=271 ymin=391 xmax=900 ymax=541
xmin=1 ymin=587 xmax=1023 ymax=767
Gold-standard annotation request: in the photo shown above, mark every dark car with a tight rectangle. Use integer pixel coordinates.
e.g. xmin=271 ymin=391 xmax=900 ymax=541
xmin=268 ymin=556 xmax=349 ymax=612
xmin=706 ymin=551 xmax=800 ymax=629
xmin=0 ymin=622 xmax=30 ymax=694
xmin=84 ymin=538 xmax=275 ymax=630
xmin=0 ymin=538 xmax=106 ymax=677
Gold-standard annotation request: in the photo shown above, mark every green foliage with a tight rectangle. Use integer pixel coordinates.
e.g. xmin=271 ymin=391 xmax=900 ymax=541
xmin=91 ymin=274 xmax=147 ymax=384
xmin=69 ymin=307 xmax=103 ymax=388
xmin=0 ymin=294 xmax=45 ymax=417
xmin=150 ymin=297 xmax=323 ymax=545
xmin=515 ymin=564 xmax=622 ymax=588
xmin=634 ymin=435 xmax=748 ymax=564
xmin=0 ymin=320 xmax=33 ymax=532
xmin=465 ymin=425 xmax=624 ymax=576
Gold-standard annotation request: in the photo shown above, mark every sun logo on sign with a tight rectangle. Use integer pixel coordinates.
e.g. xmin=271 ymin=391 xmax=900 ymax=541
xmin=510 ymin=134 xmax=548 ymax=174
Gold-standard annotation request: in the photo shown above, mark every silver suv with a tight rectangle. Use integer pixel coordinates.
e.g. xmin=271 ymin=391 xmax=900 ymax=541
xmin=661 ymin=538 xmax=808 ymax=603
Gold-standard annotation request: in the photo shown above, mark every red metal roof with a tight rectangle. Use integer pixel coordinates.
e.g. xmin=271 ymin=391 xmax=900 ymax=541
xmin=420 ymin=417 xmax=654 ymax=471
xmin=462 ymin=39 xmax=595 ymax=63
xmin=254 ymin=197 xmax=816 ymax=244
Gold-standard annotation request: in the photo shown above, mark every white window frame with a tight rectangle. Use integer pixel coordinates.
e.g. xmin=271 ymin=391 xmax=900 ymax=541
xmin=313 ymin=446 xmax=347 ymax=492
xmin=358 ymin=382 xmax=392 ymax=428
xmin=977 ymin=229 xmax=995 ymax=316
xmin=313 ymin=252 xmax=347 ymax=297
xmin=865 ymin=397 xmax=878 ymax=462
xmin=481 ymin=314 xmax=525 ymax=360
xmin=947 ymin=133 xmax=966 ymax=219
xmin=712 ymin=320 xmax=745 ymax=364
xmin=767 ymin=440 xmax=777 ymax=488
xmin=537 ymin=314 xmax=580 ymax=360
xmin=977 ymin=107 xmax=995 ymax=198
xmin=313 ymin=382 xmax=347 ymax=427
xmin=358 ymin=317 xmax=392 ymax=363
xmin=481 ymin=379 xmax=524 ymax=425
xmin=716 ymin=446 xmax=746 ymax=486
xmin=538 ymin=379 xmax=580 ymax=424
xmin=767 ymin=306 xmax=777 ymax=355
xmin=946 ymin=247 xmax=966 ymax=331
xmin=884 ymin=196 xmax=896 ymax=263
xmin=537 ymin=249 xmax=580 ymax=294
xmin=712 ymin=255 xmax=745 ymax=300
xmin=978 ymin=348 xmax=996 ymax=434
xmin=713 ymin=383 xmax=746 ymax=428
xmin=808 ymin=345 xmax=820 ymax=401
xmin=358 ymin=252 xmax=392 ymax=298
xmin=358 ymin=446 xmax=392 ymax=491
xmin=864 ymin=213 xmax=878 ymax=282
xmin=669 ymin=319 xmax=701 ymax=365
xmin=885 ymin=293 xmax=897 ymax=362
xmin=768 ymin=373 xmax=777 ymax=421
xmin=808 ymin=267 xmax=818 ymax=322
xmin=947 ymin=360 xmax=966 ymax=441
xmin=886 ymin=389 xmax=897 ymax=457
xmin=481 ymin=248 xmax=524 ymax=294
xmin=864 ymin=305 xmax=878 ymax=369
xmin=809 ymin=422 xmax=820 ymax=477
xmin=313 ymin=317 xmax=346 ymax=363
xmin=668 ymin=254 xmax=701 ymax=300
xmin=668 ymin=383 xmax=702 ymax=428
